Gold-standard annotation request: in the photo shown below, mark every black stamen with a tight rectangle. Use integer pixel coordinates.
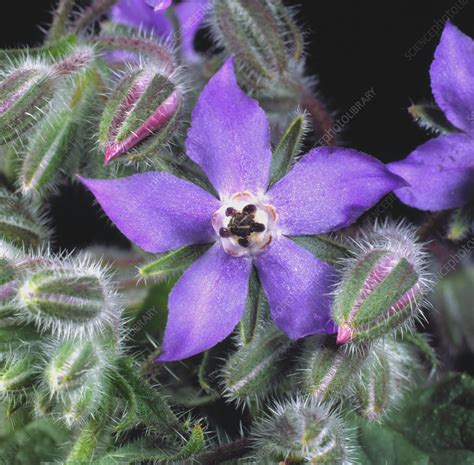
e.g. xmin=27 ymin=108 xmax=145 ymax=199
xmin=225 ymin=207 xmax=237 ymax=217
xmin=238 ymin=238 xmax=250 ymax=247
xmin=219 ymin=227 xmax=232 ymax=238
xmin=252 ymin=223 xmax=265 ymax=233
xmin=243 ymin=204 xmax=257 ymax=214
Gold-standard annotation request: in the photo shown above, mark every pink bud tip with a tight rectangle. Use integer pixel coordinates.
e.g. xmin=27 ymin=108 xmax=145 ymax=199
xmin=336 ymin=324 xmax=352 ymax=344
xmin=145 ymin=0 xmax=172 ymax=12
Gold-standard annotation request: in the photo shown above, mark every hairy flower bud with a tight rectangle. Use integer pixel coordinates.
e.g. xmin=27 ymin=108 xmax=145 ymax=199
xmin=0 ymin=61 xmax=56 ymax=144
xmin=0 ymin=189 xmax=49 ymax=252
xmin=0 ymin=46 xmax=94 ymax=145
xmin=251 ymin=397 xmax=355 ymax=464
xmin=209 ymin=0 xmax=304 ymax=89
xmin=353 ymin=338 xmax=417 ymax=422
xmin=302 ymin=341 xmax=366 ymax=402
xmin=221 ymin=325 xmax=293 ymax=405
xmin=20 ymin=68 xmax=98 ymax=197
xmin=16 ymin=256 xmax=120 ymax=338
xmin=0 ymin=354 xmax=38 ymax=396
xmin=99 ymin=63 xmax=182 ymax=164
xmin=333 ymin=221 xmax=431 ymax=346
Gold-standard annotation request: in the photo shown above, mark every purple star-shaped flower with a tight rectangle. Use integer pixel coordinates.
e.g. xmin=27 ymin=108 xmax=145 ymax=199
xmin=388 ymin=21 xmax=474 ymax=211
xmin=81 ymin=58 xmax=403 ymax=361
xmin=111 ymin=0 xmax=209 ymax=63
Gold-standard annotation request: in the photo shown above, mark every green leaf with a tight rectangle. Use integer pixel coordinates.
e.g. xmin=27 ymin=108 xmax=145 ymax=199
xmin=139 ymin=243 xmax=212 ymax=278
xmin=289 ymin=234 xmax=350 ymax=265
xmin=270 ymin=113 xmax=306 ymax=185
xmin=356 ymin=373 xmax=474 ymax=465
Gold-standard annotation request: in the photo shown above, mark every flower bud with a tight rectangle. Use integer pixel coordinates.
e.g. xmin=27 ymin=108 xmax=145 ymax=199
xmin=0 ymin=46 xmax=94 ymax=145
xmin=251 ymin=397 xmax=355 ymax=464
xmin=302 ymin=342 xmax=366 ymax=402
xmin=20 ymin=68 xmax=98 ymax=197
xmin=0 ymin=62 xmax=56 ymax=144
xmin=0 ymin=354 xmax=38 ymax=395
xmin=354 ymin=338 xmax=417 ymax=422
xmin=17 ymin=256 xmax=120 ymax=338
xmin=46 ymin=339 xmax=103 ymax=394
xmin=333 ymin=221 xmax=431 ymax=346
xmin=209 ymin=0 xmax=304 ymax=89
xmin=221 ymin=325 xmax=293 ymax=406
xmin=99 ymin=64 xmax=182 ymax=164
xmin=0 ymin=188 xmax=49 ymax=252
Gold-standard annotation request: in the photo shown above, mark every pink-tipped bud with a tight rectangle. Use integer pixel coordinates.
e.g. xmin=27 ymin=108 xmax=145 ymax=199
xmin=99 ymin=65 xmax=182 ymax=164
xmin=332 ymin=221 xmax=431 ymax=346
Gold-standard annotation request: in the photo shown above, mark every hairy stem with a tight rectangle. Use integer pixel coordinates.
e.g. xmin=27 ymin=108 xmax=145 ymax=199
xmin=73 ymin=0 xmax=119 ymax=31
xmin=48 ymin=0 xmax=76 ymax=42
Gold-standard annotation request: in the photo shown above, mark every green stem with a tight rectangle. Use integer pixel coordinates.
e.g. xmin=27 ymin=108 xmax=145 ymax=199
xmin=73 ymin=0 xmax=120 ymax=31
xmin=48 ymin=0 xmax=76 ymax=43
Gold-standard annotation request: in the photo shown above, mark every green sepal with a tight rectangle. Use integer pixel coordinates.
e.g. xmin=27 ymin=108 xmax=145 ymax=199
xmin=289 ymin=234 xmax=350 ymax=265
xmin=408 ymin=103 xmax=458 ymax=135
xmin=139 ymin=243 xmax=212 ymax=278
xmin=240 ymin=267 xmax=266 ymax=345
xmin=222 ymin=325 xmax=293 ymax=405
xmin=117 ymin=357 xmax=181 ymax=433
xmin=0 ymin=324 xmax=42 ymax=358
xmin=270 ymin=112 xmax=306 ymax=186
xmin=303 ymin=343 xmax=367 ymax=402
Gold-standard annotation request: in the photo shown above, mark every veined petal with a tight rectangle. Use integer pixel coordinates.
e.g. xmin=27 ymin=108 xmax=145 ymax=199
xmin=388 ymin=133 xmax=474 ymax=211
xmin=186 ymin=57 xmax=272 ymax=198
xmin=111 ymin=0 xmax=173 ymax=36
xmin=158 ymin=243 xmax=252 ymax=361
xmin=267 ymin=147 xmax=405 ymax=236
xmin=431 ymin=21 xmax=474 ymax=135
xmin=80 ymin=172 xmax=219 ymax=253
xmin=255 ymin=236 xmax=336 ymax=339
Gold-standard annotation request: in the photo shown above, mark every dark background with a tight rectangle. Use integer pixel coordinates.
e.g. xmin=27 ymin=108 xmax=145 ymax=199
xmin=1 ymin=0 xmax=473 ymax=250
xmin=2 ymin=0 xmax=474 ymax=162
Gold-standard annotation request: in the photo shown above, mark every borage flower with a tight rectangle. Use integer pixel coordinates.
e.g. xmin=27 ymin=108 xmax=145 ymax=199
xmin=388 ymin=21 xmax=474 ymax=211
xmin=81 ymin=58 xmax=404 ymax=361
xmin=111 ymin=0 xmax=209 ymax=63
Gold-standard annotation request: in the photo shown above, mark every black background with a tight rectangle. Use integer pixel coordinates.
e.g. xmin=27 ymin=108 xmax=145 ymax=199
xmin=1 ymin=0 xmax=474 ymax=249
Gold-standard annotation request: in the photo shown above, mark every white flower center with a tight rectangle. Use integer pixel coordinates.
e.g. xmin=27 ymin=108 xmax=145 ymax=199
xmin=212 ymin=192 xmax=276 ymax=257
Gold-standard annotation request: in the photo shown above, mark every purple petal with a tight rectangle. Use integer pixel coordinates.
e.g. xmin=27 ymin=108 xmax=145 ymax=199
xmin=158 ymin=243 xmax=252 ymax=361
xmin=145 ymin=0 xmax=172 ymax=12
xmin=175 ymin=1 xmax=210 ymax=63
xmin=186 ymin=58 xmax=272 ymax=198
xmin=111 ymin=0 xmax=172 ymax=36
xmin=431 ymin=21 xmax=474 ymax=135
xmin=255 ymin=236 xmax=336 ymax=339
xmin=267 ymin=147 xmax=406 ymax=236
xmin=80 ymin=172 xmax=219 ymax=253
xmin=388 ymin=133 xmax=474 ymax=210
